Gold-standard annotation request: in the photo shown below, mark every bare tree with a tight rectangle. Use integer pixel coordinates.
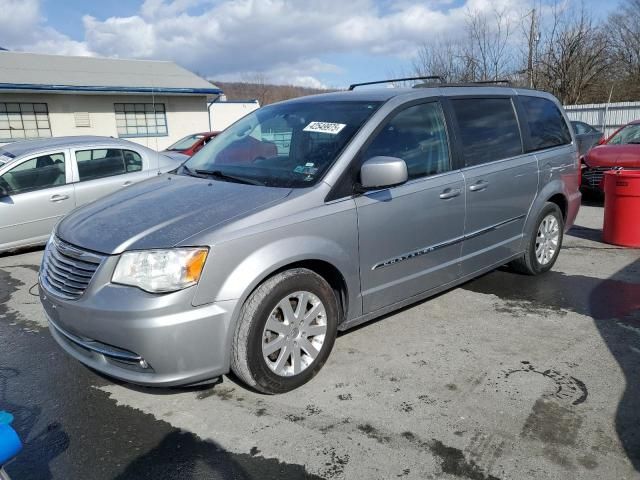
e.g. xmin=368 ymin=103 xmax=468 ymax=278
xmin=608 ymin=0 xmax=640 ymax=77
xmin=466 ymin=7 xmax=514 ymax=81
xmin=535 ymin=4 xmax=609 ymax=104
xmin=405 ymin=0 xmax=634 ymax=103
xmin=412 ymin=7 xmax=516 ymax=84
xmin=605 ymin=0 xmax=640 ymax=100
xmin=213 ymin=79 xmax=330 ymax=105
xmin=239 ymin=73 xmax=272 ymax=105
xmin=412 ymin=37 xmax=475 ymax=82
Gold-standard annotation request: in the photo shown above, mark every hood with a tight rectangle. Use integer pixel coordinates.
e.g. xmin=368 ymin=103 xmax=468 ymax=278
xmin=585 ymin=144 xmax=640 ymax=168
xmin=57 ymin=174 xmax=292 ymax=254
xmin=161 ymin=151 xmax=190 ymax=162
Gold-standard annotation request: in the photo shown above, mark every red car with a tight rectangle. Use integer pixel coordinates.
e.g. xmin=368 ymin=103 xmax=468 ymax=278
xmin=164 ymin=132 xmax=220 ymax=157
xmin=582 ymin=120 xmax=640 ymax=191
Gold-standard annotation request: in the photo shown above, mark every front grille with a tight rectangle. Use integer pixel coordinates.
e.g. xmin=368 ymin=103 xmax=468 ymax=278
xmin=40 ymin=237 xmax=105 ymax=300
xmin=582 ymin=166 xmax=611 ymax=188
xmin=583 ymin=166 xmax=640 ymax=188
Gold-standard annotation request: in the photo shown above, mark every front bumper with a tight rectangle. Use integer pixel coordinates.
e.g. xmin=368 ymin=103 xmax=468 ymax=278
xmin=40 ymin=263 xmax=238 ymax=387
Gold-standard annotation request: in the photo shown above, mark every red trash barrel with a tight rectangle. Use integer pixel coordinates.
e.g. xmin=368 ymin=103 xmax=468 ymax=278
xmin=603 ymin=170 xmax=640 ymax=247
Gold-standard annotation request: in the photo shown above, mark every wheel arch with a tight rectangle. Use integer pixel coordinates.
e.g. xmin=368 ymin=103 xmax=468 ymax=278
xmin=265 ymin=259 xmax=349 ymax=325
xmin=210 ymin=235 xmax=359 ymax=369
xmin=547 ymin=192 xmax=568 ymax=221
xmin=522 ymin=181 xmax=569 ymax=249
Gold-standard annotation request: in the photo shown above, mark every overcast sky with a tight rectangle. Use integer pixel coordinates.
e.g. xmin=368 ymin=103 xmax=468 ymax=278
xmin=0 ymin=0 xmax=622 ymax=89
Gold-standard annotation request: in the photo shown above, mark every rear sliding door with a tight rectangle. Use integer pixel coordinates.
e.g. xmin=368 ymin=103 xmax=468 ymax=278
xmin=446 ymin=96 xmax=538 ymax=277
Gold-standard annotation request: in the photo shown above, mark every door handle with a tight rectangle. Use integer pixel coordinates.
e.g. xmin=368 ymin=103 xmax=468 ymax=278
xmin=50 ymin=194 xmax=69 ymax=202
xmin=469 ymin=181 xmax=489 ymax=192
xmin=439 ymin=188 xmax=461 ymax=200
xmin=122 ymin=181 xmax=133 ymax=186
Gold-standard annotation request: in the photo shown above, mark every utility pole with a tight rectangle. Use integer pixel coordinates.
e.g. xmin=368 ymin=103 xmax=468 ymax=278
xmin=527 ymin=8 xmax=536 ymax=88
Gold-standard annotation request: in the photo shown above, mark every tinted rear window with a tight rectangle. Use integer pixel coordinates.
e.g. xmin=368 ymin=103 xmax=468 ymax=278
xmin=451 ymin=98 xmax=522 ymax=167
xmin=521 ymin=96 xmax=571 ymax=151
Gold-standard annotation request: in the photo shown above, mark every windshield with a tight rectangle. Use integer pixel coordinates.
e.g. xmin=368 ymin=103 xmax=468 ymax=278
xmin=167 ymin=134 xmax=205 ymax=151
xmin=607 ymin=124 xmax=640 ymax=145
xmin=182 ymin=100 xmax=382 ymax=188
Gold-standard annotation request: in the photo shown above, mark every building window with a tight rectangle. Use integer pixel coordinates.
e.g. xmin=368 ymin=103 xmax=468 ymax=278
xmin=115 ymin=103 xmax=167 ymax=137
xmin=0 ymin=103 xmax=52 ymax=141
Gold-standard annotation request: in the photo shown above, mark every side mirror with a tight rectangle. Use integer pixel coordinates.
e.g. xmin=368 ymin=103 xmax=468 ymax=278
xmin=359 ymin=156 xmax=408 ymax=190
xmin=0 ymin=184 xmax=9 ymax=198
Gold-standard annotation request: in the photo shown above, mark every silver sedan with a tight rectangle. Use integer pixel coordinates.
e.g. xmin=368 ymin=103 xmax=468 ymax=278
xmin=0 ymin=136 xmax=185 ymax=253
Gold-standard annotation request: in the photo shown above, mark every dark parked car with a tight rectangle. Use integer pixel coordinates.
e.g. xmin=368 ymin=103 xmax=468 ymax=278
xmin=571 ymin=121 xmax=603 ymax=157
xmin=582 ymin=120 xmax=640 ymax=191
xmin=163 ymin=132 xmax=220 ymax=157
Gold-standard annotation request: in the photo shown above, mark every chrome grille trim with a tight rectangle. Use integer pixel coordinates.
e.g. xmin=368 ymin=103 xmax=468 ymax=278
xmin=40 ymin=236 xmax=105 ymax=300
xmin=582 ymin=166 xmax=611 ymax=188
xmin=583 ymin=166 xmax=640 ymax=188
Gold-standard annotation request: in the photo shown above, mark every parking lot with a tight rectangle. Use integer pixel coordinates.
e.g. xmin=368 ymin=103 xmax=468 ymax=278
xmin=0 ymin=202 xmax=638 ymax=480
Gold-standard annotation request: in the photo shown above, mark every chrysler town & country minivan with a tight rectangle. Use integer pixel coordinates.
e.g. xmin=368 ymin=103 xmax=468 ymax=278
xmin=39 ymin=82 xmax=581 ymax=394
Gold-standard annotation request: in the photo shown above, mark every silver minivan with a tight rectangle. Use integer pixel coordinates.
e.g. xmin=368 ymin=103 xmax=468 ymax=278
xmin=39 ymin=83 xmax=581 ymax=393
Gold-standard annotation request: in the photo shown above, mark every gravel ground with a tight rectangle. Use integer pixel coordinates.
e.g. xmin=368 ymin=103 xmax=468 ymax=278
xmin=1 ymin=202 xmax=639 ymax=480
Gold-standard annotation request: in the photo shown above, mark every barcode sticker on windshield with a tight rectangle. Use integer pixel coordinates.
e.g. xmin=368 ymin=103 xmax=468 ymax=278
xmin=303 ymin=122 xmax=346 ymax=135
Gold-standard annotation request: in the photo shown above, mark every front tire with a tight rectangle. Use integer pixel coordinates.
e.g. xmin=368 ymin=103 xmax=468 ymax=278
xmin=510 ymin=203 xmax=564 ymax=275
xmin=231 ymin=268 xmax=339 ymax=394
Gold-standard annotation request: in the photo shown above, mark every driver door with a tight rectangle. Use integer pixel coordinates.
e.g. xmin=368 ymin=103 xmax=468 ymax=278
xmin=0 ymin=150 xmax=75 ymax=250
xmin=355 ymin=101 xmax=466 ymax=314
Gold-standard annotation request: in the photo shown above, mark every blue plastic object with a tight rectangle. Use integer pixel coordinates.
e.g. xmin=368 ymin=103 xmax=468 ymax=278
xmin=0 ymin=412 xmax=21 ymax=466
xmin=0 ymin=412 xmax=13 ymax=425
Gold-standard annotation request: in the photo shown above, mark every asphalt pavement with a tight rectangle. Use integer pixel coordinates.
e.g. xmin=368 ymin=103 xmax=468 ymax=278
xmin=1 ymin=201 xmax=639 ymax=480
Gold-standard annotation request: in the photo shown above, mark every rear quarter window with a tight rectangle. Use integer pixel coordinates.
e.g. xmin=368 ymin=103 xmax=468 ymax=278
xmin=520 ymin=96 xmax=572 ymax=151
xmin=450 ymin=98 xmax=523 ymax=167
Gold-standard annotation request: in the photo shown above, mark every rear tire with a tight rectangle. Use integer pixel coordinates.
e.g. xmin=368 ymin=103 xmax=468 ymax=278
xmin=231 ymin=268 xmax=338 ymax=394
xmin=510 ymin=203 xmax=564 ymax=275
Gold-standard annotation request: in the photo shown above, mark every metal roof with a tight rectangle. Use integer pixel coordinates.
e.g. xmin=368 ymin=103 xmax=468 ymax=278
xmin=0 ymin=51 xmax=222 ymax=96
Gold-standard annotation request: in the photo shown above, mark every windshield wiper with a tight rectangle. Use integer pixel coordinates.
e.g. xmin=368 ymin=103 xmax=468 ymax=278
xmin=181 ymin=165 xmax=199 ymax=177
xmin=194 ymin=169 xmax=264 ymax=186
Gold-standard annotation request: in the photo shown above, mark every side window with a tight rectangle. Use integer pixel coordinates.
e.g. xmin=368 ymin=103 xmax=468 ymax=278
xmin=76 ymin=149 xmax=126 ymax=181
xmin=362 ymin=102 xmax=450 ymax=180
xmin=123 ymin=150 xmax=143 ymax=172
xmin=572 ymin=122 xmax=586 ymax=134
xmin=520 ymin=96 xmax=572 ymax=151
xmin=0 ymin=153 xmax=65 ymax=195
xmin=451 ymin=98 xmax=523 ymax=167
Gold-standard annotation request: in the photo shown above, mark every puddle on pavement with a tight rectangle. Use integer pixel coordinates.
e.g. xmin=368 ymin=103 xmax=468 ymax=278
xmin=462 ymin=268 xmax=640 ymax=324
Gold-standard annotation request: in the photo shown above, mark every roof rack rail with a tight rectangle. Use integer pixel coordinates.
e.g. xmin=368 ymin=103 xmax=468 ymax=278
xmin=470 ymin=79 xmax=512 ymax=86
xmin=348 ymin=76 xmax=443 ymax=91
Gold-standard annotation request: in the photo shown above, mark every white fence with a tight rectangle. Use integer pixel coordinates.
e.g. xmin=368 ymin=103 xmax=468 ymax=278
xmin=564 ymin=101 xmax=640 ymax=136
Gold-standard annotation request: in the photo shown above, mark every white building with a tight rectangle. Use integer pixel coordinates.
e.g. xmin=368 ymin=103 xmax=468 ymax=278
xmin=0 ymin=51 xmax=222 ymax=150
xmin=209 ymin=99 xmax=260 ymax=131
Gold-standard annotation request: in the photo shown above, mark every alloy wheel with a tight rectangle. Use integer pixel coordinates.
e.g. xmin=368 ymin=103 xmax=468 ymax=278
xmin=261 ymin=291 xmax=327 ymax=377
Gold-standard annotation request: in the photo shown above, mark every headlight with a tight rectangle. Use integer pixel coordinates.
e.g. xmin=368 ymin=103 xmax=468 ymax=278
xmin=112 ymin=248 xmax=209 ymax=293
